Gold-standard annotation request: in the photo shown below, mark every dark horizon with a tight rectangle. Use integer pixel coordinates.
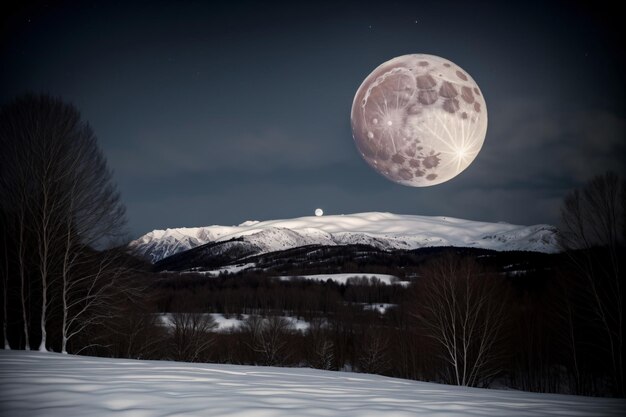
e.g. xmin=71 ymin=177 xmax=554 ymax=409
xmin=1 ymin=0 xmax=624 ymax=238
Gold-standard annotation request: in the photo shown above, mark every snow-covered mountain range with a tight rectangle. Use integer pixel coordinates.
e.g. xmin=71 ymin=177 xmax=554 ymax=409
xmin=130 ymin=212 xmax=559 ymax=263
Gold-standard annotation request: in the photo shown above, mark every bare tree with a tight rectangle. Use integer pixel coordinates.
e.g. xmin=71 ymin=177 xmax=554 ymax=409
xmin=169 ymin=312 xmax=217 ymax=362
xmin=27 ymin=115 xmax=66 ymax=351
xmin=16 ymin=197 xmax=31 ymax=350
xmin=243 ymin=315 xmax=293 ymax=366
xmin=314 ymin=339 xmax=334 ymax=370
xmin=60 ymin=250 xmax=128 ymax=354
xmin=558 ymin=171 xmax=625 ymax=396
xmin=113 ymin=310 xmax=163 ymax=360
xmin=358 ymin=329 xmax=389 ymax=375
xmin=412 ymin=253 xmax=510 ymax=387
xmin=56 ymin=124 xmax=126 ymax=353
xmin=0 ymin=94 xmax=127 ymax=352
xmin=307 ymin=318 xmax=334 ymax=370
xmin=0 ymin=120 xmax=34 ymax=350
xmin=95 ymin=281 xmax=164 ymax=360
xmin=1 ymin=216 xmax=9 ymax=350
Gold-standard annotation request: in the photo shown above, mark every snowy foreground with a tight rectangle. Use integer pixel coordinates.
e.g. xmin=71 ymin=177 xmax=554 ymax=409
xmin=1 ymin=351 xmax=624 ymax=417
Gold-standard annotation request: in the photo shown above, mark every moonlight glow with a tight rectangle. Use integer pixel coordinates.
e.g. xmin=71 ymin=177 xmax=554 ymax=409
xmin=315 ymin=208 xmax=324 ymax=217
xmin=351 ymin=54 xmax=488 ymax=187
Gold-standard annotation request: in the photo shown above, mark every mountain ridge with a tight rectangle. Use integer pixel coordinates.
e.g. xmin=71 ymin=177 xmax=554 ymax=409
xmin=130 ymin=212 xmax=559 ymax=264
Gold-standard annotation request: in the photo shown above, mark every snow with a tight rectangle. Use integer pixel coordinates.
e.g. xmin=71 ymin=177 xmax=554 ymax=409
xmin=280 ymin=273 xmax=409 ymax=286
xmin=211 ymin=313 xmax=245 ymax=331
xmin=239 ymin=220 xmax=260 ymax=227
xmin=157 ymin=313 xmax=310 ymax=332
xmin=363 ymin=303 xmax=397 ymax=314
xmin=130 ymin=212 xmax=559 ymax=263
xmin=182 ymin=263 xmax=255 ymax=276
xmin=158 ymin=313 xmax=244 ymax=332
xmin=284 ymin=316 xmax=309 ymax=331
xmin=1 ymin=351 xmax=624 ymax=417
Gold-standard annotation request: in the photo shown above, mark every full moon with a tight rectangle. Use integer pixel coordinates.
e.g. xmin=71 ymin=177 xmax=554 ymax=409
xmin=315 ymin=208 xmax=324 ymax=217
xmin=351 ymin=54 xmax=488 ymax=187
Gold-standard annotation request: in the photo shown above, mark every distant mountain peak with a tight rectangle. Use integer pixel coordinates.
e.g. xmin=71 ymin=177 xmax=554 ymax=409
xmin=129 ymin=212 xmax=559 ymax=263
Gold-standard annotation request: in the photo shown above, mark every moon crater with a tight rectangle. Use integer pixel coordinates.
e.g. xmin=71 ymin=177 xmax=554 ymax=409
xmin=351 ymin=54 xmax=488 ymax=187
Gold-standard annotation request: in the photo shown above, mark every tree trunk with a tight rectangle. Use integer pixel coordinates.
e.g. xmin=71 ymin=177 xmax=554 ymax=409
xmin=1 ymin=272 xmax=8 ymax=350
xmin=37 ymin=187 xmax=50 ymax=353
xmin=18 ymin=208 xmax=30 ymax=350
xmin=2 ymin=230 xmax=10 ymax=350
xmin=61 ymin=283 xmax=68 ymax=354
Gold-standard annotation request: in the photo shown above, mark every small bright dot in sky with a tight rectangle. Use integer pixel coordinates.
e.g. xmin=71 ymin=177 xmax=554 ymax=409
xmin=315 ymin=208 xmax=323 ymax=217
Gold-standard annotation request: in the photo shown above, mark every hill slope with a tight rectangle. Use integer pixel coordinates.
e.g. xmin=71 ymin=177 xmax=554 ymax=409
xmin=1 ymin=351 xmax=623 ymax=417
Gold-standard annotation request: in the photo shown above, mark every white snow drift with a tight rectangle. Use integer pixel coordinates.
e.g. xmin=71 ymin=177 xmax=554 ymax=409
xmin=0 ymin=351 xmax=623 ymax=417
xmin=130 ymin=212 xmax=558 ymax=263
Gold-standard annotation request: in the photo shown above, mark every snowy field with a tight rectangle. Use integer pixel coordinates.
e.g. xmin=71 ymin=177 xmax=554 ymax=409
xmin=279 ymin=273 xmax=409 ymax=286
xmin=157 ymin=313 xmax=311 ymax=332
xmin=363 ymin=303 xmax=397 ymax=314
xmin=1 ymin=351 xmax=624 ymax=417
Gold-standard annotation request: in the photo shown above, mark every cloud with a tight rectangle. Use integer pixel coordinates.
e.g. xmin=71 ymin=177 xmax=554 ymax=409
xmin=107 ymin=123 xmax=351 ymax=179
xmin=424 ymin=98 xmax=626 ymax=226
xmin=111 ymin=96 xmax=625 ymax=236
xmin=467 ymin=98 xmax=625 ymax=190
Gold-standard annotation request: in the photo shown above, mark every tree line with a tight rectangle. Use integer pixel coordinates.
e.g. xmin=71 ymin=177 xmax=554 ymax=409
xmin=0 ymin=94 xmax=135 ymax=354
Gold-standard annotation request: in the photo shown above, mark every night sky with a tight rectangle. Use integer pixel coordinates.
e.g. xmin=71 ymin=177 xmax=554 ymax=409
xmin=1 ymin=0 xmax=624 ymax=239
